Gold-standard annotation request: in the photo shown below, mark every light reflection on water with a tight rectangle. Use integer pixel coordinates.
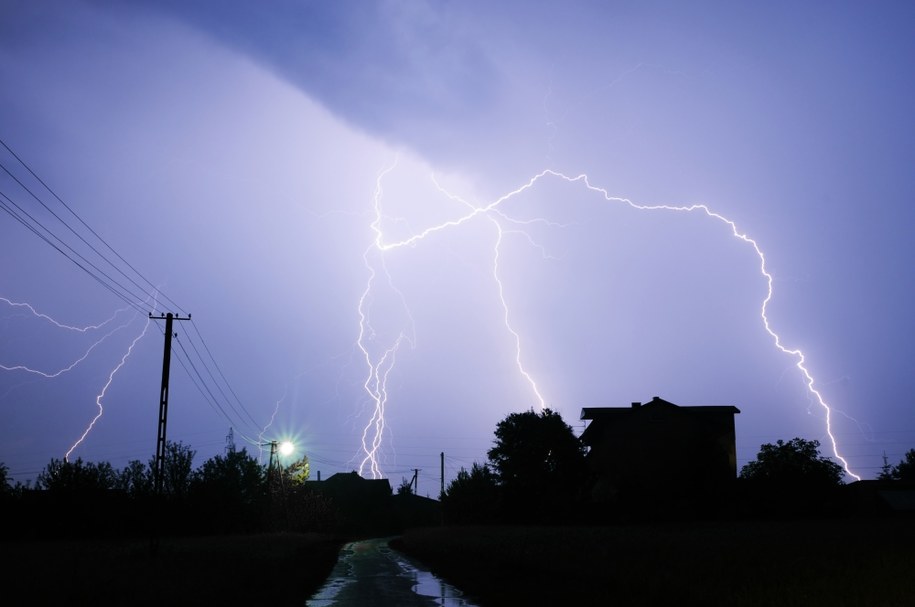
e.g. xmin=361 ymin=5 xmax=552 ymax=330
xmin=394 ymin=551 xmax=477 ymax=606
xmin=305 ymin=544 xmax=355 ymax=606
xmin=306 ymin=538 xmax=478 ymax=606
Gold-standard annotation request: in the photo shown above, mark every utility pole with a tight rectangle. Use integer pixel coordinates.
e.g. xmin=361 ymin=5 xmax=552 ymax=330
xmin=412 ymin=468 xmax=420 ymax=494
xmin=225 ymin=428 xmax=235 ymax=454
xmin=150 ymin=312 xmax=190 ymax=497
xmin=267 ymin=440 xmax=279 ymax=487
xmin=881 ymin=451 xmax=892 ymax=479
xmin=440 ymin=452 xmax=445 ymax=525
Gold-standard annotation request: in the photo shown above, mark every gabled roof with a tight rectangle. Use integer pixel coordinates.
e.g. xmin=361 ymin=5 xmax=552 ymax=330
xmin=306 ymin=471 xmax=393 ymax=496
xmin=581 ymin=396 xmax=740 ymax=421
xmin=323 ymin=471 xmax=392 ymax=487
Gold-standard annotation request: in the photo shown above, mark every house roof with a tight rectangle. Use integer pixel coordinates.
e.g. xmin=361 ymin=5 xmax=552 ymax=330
xmin=580 ymin=396 xmax=740 ymax=421
xmin=322 ymin=471 xmax=391 ymax=486
xmin=580 ymin=397 xmax=740 ymax=445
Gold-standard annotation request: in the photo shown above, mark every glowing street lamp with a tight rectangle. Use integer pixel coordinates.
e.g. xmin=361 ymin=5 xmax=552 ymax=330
xmin=261 ymin=439 xmax=297 ymax=486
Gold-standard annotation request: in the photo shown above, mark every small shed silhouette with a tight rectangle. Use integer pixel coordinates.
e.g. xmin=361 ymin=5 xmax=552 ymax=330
xmin=581 ymin=396 xmax=740 ymax=512
xmin=307 ymin=471 xmax=395 ymax=534
xmin=318 ymin=471 xmax=392 ymax=499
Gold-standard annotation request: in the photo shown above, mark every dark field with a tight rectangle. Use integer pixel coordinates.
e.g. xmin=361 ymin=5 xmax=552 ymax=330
xmin=393 ymin=517 xmax=915 ymax=607
xmin=1 ymin=532 xmax=342 ymax=606
xmin=5 ymin=518 xmax=914 ymax=606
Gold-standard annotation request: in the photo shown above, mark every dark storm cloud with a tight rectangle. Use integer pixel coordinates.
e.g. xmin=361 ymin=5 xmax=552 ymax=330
xmin=127 ymin=0 xmax=504 ymax=163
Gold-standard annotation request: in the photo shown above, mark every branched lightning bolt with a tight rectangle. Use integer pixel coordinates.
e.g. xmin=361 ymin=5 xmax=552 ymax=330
xmin=1 ymin=296 xmax=155 ymax=461
xmin=356 ymin=160 xmax=416 ymax=478
xmin=1 ymin=296 xmax=131 ymax=332
xmin=551 ymin=171 xmax=861 ymax=481
xmin=0 ymin=299 xmax=134 ymax=377
xmin=65 ymin=311 xmax=152 ymax=460
xmin=259 ymin=386 xmax=286 ymax=441
xmin=491 ymin=220 xmax=547 ymax=410
xmin=428 ymin=178 xmax=551 ymax=411
xmin=358 ymin=166 xmax=861 ymax=481
xmin=256 ymin=386 xmax=286 ymax=462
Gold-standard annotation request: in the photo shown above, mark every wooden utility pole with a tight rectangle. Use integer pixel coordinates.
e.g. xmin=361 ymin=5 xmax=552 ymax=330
xmin=440 ymin=452 xmax=445 ymax=525
xmin=150 ymin=312 xmax=190 ymax=497
xmin=267 ymin=440 xmax=279 ymax=488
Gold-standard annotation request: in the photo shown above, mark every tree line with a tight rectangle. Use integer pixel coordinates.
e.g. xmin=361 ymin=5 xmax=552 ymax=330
xmin=2 ymin=409 xmax=914 ymax=536
xmin=439 ymin=409 xmax=915 ymax=524
xmin=0 ymin=442 xmax=334 ymax=539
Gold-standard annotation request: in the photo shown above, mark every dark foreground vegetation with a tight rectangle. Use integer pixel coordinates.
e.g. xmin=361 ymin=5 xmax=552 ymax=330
xmin=393 ymin=517 xmax=915 ymax=607
xmin=2 ymin=532 xmax=341 ymax=606
xmin=3 ymin=410 xmax=914 ymax=605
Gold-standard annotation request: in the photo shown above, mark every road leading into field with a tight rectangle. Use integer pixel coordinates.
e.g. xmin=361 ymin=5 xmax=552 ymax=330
xmin=305 ymin=537 xmax=478 ymax=606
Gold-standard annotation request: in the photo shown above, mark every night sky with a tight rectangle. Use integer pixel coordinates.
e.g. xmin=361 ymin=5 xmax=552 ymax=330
xmin=2 ymin=1 xmax=914 ymax=489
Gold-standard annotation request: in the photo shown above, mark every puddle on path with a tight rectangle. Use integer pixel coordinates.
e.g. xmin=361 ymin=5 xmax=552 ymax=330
xmin=306 ymin=537 xmax=478 ymax=606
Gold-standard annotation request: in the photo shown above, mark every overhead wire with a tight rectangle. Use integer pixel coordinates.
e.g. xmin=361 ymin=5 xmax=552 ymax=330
xmin=0 ymin=138 xmax=185 ymax=314
xmin=0 ymin=185 xmax=148 ymax=313
xmin=187 ymin=319 xmax=262 ymax=431
xmin=172 ymin=330 xmax=263 ymax=441
xmin=1 ymin=137 xmax=265 ymax=450
xmin=0 ymin=160 xmax=153 ymax=311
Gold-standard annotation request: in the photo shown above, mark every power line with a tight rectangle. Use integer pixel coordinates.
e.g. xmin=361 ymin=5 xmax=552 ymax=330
xmin=0 ymin=137 xmax=185 ymax=314
xmin=0 ymin=187 xmax=148 ymax=313
xmin=172 ymin=334 xmax=261 ymax=439
xmin=187 ymin=320 xmax=261 ymax=430
xmin=0 ymin=163 xmax=155 ymax=311
xmin=1 ymin=137 xmax=265 ymax=451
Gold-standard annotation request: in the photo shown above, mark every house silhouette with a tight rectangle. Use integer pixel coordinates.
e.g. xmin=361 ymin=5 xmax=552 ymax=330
xmin=306 ymin=471 xmax=395 ymax=534
xmin=304 ymin=471 xmax=442 ymax=532
xmin=581 ymin=396 xmax=740 ymax=515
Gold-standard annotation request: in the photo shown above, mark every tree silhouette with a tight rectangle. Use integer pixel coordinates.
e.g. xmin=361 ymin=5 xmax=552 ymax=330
xmin=282 ymin=453 xmax=311 ymax=485
xmin=886 ymin=449 xmax=915 ymax=482
xmin=397 ymin=477 xmax=415 ymax=495
xmin=36 ymin=458 xmax=117 ymax=492
xmin=878 ymin=454 xmax=894 ymax=481
xmin=3 ymin=443 xmax=341 ymax=537
xmin=0 ymin=462 xmax=11 ymax=496
xmin=191 ymin=448 xmax=266 ymax=533
xmin=193 ymin=448 xmax=265 ymax=493
xmin=149 ymin=440 xmax=196 ymax=499
xmin=487 ymin=408 xmax=587 ymax=522
xmin=739 ymin=438 xmax=844 ymax=487
xmin=442 ymin=462 xmax=499 ymax=523
xmin=116 ymin=459 xmax=153 ymax=497
xmin=738 ymin=438 xmax=845 ymax=517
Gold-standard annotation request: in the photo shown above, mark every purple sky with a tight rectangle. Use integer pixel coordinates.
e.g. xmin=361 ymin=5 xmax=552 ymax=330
xmin=2 ymin=1 xmax=914 ymax=489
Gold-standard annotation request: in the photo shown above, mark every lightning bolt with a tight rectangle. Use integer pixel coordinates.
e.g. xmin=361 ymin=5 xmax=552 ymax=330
xmin=356 ymin=160 xmax=416 ymax=478
xmin=65 ymin=310 xmax=152 ymax=460
xmin=546 ymin=171 xmax=860 ymax=481
xmin=1 ymin=295 xmax=156 ymax=462
xmin=356 ymin=166 xmax=861 ymax=481
xmin=1 ymin=296 xmax=131 ymax=332
xmin=0 ymin=298 xmax=134 ymax=378
xmin=428 ymin=178 xmax=552 ymax=411
xmin=256 ymin=386 xmax=287 ymax=463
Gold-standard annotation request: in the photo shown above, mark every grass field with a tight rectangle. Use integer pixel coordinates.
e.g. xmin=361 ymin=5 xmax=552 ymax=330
xmin=393 ymin=517 xmax=915 ymax=606
xmin=6 ymin=517 xmax=913 ymax=606
xmin=1 ymin=532 xmax=342 ymax=606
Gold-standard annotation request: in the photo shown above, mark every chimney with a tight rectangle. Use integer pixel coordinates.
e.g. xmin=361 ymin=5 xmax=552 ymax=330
xmin=631 ymin=401 xmax=641 ymax=409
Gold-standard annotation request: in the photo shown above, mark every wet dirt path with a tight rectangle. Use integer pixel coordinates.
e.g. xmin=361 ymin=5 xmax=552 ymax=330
xmin=305 ymin=537 xmax=478 ymax=606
